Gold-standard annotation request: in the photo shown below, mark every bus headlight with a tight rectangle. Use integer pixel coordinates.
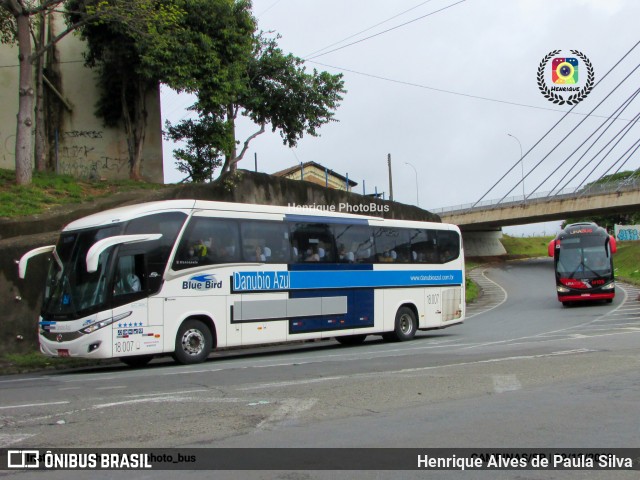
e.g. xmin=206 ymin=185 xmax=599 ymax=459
xmin=557 ymin=286 xmax=570 ymax=293
xmin=82 ymin=319 xmax=115 ymax=334
xmin=601 ymin=282 xmax=615 ymax=290
xmin=81 ymin=311 xmax=131 ymax=334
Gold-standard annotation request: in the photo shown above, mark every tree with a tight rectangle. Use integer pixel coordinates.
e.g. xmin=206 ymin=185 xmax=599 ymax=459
xmin=220 ymin=33 xmax=346 ymax=173
xmin=167 ymin=31 xmax=346 ymax=178
xmin=164 ymin=113 xmax=233 ymax=182
xmin=73 ymin=0 xmax=254 ymax=180
xmin=0 ymin=0 xmax=178 ymax=184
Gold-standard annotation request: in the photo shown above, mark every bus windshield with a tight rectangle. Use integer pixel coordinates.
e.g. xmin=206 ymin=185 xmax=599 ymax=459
xmin=42 ymin=226 xmax=120 ymax=319
xmin=557 ymin=236 xmax=611 ymax=278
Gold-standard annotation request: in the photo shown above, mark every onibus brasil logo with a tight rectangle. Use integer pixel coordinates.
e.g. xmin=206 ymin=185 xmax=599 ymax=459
xmin=538 ymin=49 xmax=594 ymax=105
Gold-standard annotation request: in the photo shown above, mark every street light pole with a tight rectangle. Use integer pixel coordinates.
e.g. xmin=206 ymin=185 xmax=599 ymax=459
xmin=507 ymin=133 xmax=525 ymax=203
xmin=404 ymin=161 xmax=419 ymax=207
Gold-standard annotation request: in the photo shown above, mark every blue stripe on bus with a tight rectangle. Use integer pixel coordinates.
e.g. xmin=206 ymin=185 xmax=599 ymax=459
xmin=231 ymin=269 xmax=463 ymax=292
xmin=288 ymin=289 xmax=374 ymax=333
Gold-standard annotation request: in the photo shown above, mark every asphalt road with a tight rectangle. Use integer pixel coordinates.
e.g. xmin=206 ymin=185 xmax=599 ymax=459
xmin=2 ymin=258 xmax=640 ymax=479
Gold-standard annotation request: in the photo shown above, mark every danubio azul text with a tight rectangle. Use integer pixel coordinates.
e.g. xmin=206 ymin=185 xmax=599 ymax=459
xmin=233 ymin=271 xmax=291 ymax=292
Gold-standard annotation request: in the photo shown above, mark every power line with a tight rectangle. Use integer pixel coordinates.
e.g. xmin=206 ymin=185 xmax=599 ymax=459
xmin=547 ymin=88 xmax=640 ymax=195
xmin=571 ymin=111 xmax=640 ymax=193
xmin=256 ymin=0 xmax=285 ymax=18
xmin=305 ymin=0 xmax=467 ymax=60
xmin=472 ymin=39 xmax=640 ymax=208
xmin=308 ymin=60 xmax=632 ymax=121
xmin=304 ymin=0 xmax=437 ymax=59
xmin=508 ymin=61 xmax=640 ymax=204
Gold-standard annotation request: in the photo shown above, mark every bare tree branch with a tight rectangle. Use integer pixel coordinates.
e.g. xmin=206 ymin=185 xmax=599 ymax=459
xmin=232 ymin=122 xmax=265 ymax=167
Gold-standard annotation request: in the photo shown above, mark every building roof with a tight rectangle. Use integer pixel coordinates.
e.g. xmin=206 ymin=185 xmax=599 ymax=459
xmin=272 ymin=161 xmax=358 ymax=187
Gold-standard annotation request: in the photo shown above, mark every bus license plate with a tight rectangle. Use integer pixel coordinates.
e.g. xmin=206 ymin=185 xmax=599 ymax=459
xmin=57 ymin=349 xmax=70 ymax=357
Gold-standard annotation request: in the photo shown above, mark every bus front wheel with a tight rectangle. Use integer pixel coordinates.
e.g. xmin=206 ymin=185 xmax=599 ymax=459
xmin=384 ymin=307 xmax=417 ymax=342
xmin=173 ymin=319 xmax=212 ymax=365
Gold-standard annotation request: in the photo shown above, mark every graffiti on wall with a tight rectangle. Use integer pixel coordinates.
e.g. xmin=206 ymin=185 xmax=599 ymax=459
xmin=1 ymin=130 xmax=15 ymax=169
xmin=58 ymin=130 xmax=130 ymax=179
xmin=1 ymin=128 xmax=134 ymax=180
xmin=614 ymin=224 xmax=640 ymax=242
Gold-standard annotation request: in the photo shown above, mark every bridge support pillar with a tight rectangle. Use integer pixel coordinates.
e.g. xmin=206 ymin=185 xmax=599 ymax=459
xmin=462 ymin=230 xmax=507 ymax=257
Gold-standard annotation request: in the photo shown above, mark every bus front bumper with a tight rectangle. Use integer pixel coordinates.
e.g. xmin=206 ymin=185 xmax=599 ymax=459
xmin=39 ymin=327 xmax=113 ymax=359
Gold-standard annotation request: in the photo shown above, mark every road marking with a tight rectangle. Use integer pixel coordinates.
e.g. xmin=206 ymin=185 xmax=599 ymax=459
xmin=492 ymin=374 xmax=522 ymax=393
xmin=461 ymin=284 xmax=630 ymax=350
xmin=0 ymin=401 xmax=69 ymax=410
xmin=95 ymin=386 xmax=126 ymax=390
xmin=466 ymin=269 xmax=508 ymax=319
xmin=237 ymin=349 xmax=596 ymax=391
xmin=0 ymin=434 xmax=37 ymax=447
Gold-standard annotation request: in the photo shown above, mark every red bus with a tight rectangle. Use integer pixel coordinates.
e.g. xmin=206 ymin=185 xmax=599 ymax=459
xmin=548 ymin=222 xmax=617 ymax=306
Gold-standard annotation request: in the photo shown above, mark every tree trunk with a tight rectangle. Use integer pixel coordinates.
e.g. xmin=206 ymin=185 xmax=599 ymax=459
xmin=121 ymin=78 xmax=148 ymax=181
xmin=34 ymin=8 xmax=47 ymax=172
xmin=14 ymin=11 xmax=34 ymax=185
xmin=223 ymin=104 xmax=237 ymax=173
xmin=130 ymin=82 xmax=148 ymax=181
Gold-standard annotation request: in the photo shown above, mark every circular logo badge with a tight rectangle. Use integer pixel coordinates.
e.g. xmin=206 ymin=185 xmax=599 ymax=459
xmin=538 ymin=49 xmax=594 ymax=105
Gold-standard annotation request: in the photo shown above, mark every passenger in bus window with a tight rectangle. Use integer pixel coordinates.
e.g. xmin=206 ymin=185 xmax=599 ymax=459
xmin=305 ymin=247 xmax=320 ymax=262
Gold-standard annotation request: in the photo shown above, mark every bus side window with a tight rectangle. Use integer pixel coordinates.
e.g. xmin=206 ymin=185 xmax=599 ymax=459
xmin=437 ymin=230 xmax=460 ymax=263
xmin=240 ymin=221 xmax=291 ymax=263
xmin=409 ymin=229 xmax=438 ymax=263
xmin=173 ymin=217 xmax=240 ymax=270
xmin=290 ymin=223 xmax=336 ymax=263
xmin=114 ymin=254 xmax=145 ymax=296
xmin=332 ymin=224 xmax=372 ymax=263
xmin=373 ymin=227 xmax=411 ymax=263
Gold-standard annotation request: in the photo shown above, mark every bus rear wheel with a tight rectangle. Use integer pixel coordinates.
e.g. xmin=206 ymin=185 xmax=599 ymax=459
xmin=384 ymin=307 xmax=417 ymax=342
xmin=173 ymin=319 xmax=212 ymax=365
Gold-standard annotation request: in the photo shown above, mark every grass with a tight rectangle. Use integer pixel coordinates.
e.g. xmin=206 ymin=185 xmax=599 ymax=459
xmin=0 ymin=168 xmax=165 ymax=218
xmin=0 ymin=352 xmax=114 ymax=374
xmin=500 ymin=234 xmax=555 ymax=256
xmin=613 ymin=241 xmax=640 ymax=286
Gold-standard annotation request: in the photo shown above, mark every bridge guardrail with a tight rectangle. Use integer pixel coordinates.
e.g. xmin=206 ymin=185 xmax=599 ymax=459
xmin=432 ymin=177 xmax=640 ymax=215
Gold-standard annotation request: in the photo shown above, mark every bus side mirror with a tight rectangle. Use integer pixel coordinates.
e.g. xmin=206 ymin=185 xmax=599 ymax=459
xmin=18 ymin=245 xmax=56 ymax=279
xmin=609 ymin=235 xmax=617 ymax=254
xmin=86 ymin=234 xmax=162 ymax=273
xmin=547 ymin=240 xmax=556 ymax=257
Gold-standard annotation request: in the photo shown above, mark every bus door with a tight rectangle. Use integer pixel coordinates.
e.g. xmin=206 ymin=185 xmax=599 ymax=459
xmin=111 ymin=252 xmax=160 ymax=357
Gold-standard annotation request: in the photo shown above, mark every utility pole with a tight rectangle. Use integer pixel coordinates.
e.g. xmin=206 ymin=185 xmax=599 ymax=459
xmin=387 ymin=153 xmax=393 ymax=201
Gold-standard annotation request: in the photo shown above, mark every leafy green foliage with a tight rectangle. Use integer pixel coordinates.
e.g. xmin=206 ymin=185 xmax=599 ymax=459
xmin=614 ymin=241 xmax=640 ymax=286
xmin=175 ymin=30 xmax=347 ymax=176
xmin=0 ymin=10 xmax=15 ymax=44
xmin=239 ymin=33 xmax=346 ymax=148
xmin=164 ymin=115 xmax=233 ymax=182
xmin=501 ymin=234 xmax=555 ymax=256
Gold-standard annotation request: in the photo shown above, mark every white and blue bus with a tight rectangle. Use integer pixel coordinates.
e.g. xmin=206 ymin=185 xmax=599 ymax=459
xmin=19 ymin=200 xmax=465 ymax=367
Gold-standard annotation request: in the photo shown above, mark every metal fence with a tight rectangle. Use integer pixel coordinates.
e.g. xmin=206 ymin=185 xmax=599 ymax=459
xmin=431 ymin=177 xmax=640 ymax=215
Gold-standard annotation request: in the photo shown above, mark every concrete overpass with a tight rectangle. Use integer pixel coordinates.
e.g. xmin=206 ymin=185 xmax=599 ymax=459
xmin=433 ymin=178 xmax=640 ymax=256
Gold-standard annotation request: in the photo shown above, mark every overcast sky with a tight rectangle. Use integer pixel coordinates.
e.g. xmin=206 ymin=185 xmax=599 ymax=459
xmin=161 ymin=0 xmax=640 ymax=235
